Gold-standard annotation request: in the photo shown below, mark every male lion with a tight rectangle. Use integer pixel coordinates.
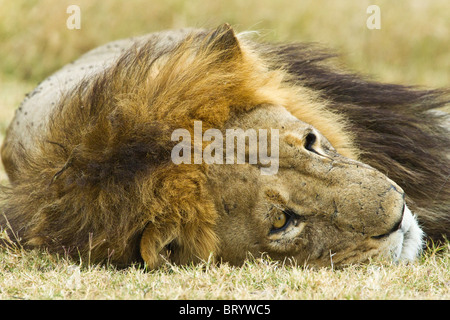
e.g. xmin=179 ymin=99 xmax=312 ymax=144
xmin=1 ymin=24 xmax=449 ymax=268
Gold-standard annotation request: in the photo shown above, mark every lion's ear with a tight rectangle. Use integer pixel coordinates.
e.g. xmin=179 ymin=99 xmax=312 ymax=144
xmin=204 ymin=23 xmax=241 ymax=60
xmin=140 ymin=217 xmax=218 ymax=269
xmin=140 ymin=223 xmax=178 ymax=269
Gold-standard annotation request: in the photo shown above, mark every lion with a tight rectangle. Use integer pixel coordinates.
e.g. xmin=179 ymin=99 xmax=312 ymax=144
xmin=1 ymin=24 xmax=449 ymax=268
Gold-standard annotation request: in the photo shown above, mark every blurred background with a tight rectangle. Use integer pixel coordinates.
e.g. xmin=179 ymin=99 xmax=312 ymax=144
xmin=0 ymin=0 xmax=449 ymax=143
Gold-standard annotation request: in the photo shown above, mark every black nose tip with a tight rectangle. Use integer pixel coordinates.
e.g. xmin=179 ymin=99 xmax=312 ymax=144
xmin=372 ymin=203 xmax=405 ymax=240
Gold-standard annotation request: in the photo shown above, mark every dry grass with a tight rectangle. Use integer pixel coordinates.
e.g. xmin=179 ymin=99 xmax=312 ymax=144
xmin=0 ymin=0 xmax=449 ymax=300
xmin=1 ymin=0 xmax=449 ymax=86
xmin=0 ymin=236 xmax=448 ymax=300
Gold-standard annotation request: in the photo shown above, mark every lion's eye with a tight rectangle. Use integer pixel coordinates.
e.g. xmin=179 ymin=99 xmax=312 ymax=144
xmin=273 ymin=212 xmax=287 ymax=229
xmin=270 ymin=208 xmax=298 ymax=234
xmin=271 ymin=210 xmax=293 ymax=232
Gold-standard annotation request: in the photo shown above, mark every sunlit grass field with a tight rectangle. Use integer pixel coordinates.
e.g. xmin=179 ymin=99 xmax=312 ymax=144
xmin=0 ymin=0 xmax=449 ymax=300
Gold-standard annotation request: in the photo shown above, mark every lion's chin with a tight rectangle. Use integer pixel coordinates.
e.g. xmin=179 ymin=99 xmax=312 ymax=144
xmin=392 ymin=205 xmax=425 ymax=262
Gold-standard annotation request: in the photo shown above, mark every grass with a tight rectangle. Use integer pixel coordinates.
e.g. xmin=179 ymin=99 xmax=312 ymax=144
xmin=0 ymin=0 xmax=449 ymax=300
xmin=0 ymin=238 xmax=449 ymax=299
xmin=1 ymin=0 xmax=449 ymax=86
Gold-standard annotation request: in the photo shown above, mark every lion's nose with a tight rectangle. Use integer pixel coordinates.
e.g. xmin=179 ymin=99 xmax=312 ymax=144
xmin=372 ymin=202 xmax=405 ymax=239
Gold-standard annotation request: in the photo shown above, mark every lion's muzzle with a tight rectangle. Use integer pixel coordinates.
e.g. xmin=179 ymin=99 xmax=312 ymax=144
xmin=371 ymin=201 xmax=405 ymax=240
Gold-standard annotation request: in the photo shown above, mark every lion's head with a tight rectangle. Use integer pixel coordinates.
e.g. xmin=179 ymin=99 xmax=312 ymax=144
xmin=3 ymin=24 xmax=447 ymax=269
xmin=203 ymin=105 xmax=423 ymax=267
xmin=139 ymin=102 xmax=424 ymax=268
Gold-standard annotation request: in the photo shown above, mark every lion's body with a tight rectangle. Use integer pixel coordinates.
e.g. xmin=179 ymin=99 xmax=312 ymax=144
xmin=1 ymin=25 xmax=449 ymax=268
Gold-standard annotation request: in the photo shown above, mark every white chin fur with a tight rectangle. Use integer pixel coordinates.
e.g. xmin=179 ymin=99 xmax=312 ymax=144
xmin=395 ymin=205 xmax=425 ymax=262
